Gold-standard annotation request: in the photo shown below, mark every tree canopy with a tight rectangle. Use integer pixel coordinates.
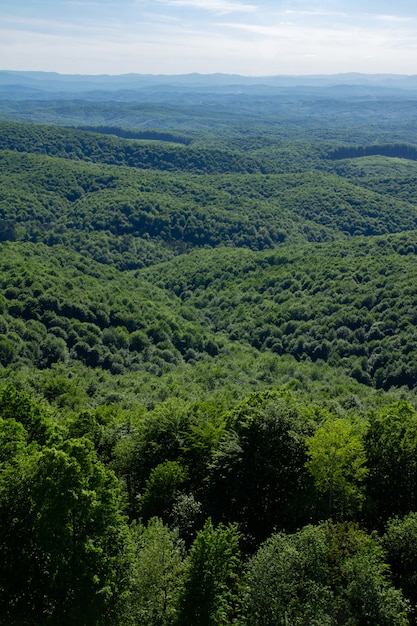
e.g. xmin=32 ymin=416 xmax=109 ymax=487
xmin=2 ymin=83 xmax=417 ymax=624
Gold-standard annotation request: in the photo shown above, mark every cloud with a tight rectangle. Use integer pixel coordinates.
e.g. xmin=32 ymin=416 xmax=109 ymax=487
xmin=283 ymin=9 xmax=347 ymax=18
xmin=2 ymin=15 xmax=88 ymax=36
xmin=374 ymin=14 xmax=413 ymax=23
xmin=158 ymin=0 xmax=257 ymax=14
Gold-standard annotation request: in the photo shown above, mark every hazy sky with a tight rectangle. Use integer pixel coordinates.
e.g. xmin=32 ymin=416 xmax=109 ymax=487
xmin=2 ymin=0 xmax=417 ymax=76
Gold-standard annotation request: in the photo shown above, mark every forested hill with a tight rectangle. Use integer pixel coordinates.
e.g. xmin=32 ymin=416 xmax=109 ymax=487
xmin=3 ymin=81 xmax=417 ymax=625
xmin=3 ymin=122 xmax=417 ymax=270
xmin=141 ymin=233 xmax=417 ymax=389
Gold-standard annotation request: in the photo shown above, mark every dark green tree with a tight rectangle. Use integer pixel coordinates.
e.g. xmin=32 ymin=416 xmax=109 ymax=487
xmin=365 ymin=401 xmax=417 ymax=526
xmin=140 ymin=460 xmax=188 ymax=522
xmin=207 ymin=391 xmax=316 ymax=542
xmin=383 ymin=512 xmax=417 ymax=625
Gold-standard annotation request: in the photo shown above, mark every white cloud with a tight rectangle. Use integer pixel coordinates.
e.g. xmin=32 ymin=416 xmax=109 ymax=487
xmin=283 ymin=9 xmax=347 ymax=18
xmin=374 ymin=14 xmax=412 ymax=23
xmin=158 ymin=0 xmax=257 ymax=14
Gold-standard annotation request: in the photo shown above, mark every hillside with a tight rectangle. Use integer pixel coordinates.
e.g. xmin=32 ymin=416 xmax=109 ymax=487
xmin=3 ymin=122 xmax=417 ymax=270
xmin=141 ymin=232 xmax=417 ymax=390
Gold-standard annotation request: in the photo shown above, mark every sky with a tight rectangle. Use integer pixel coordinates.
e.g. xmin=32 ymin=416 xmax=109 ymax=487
xmin=2 ymin=0 xmax=417 ymax=76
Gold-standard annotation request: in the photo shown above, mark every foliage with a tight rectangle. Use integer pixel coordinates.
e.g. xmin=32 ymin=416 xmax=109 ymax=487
xmin=243 ymin=522 xmax=409 ymax=626
xmin=306 ymin=417 xmax=368 ymax=518
xmin=0 ymin=430 xmax=131 ymax=624
xmin=0 ymin=383 xmax=57 ymax=445
xmin=365 ymin=402 xmax=417 ymax=526
xmin=2 ymin=85 xmax=417 ymax=624
xmin=178 ymin=518 xmax=241 ymax=626
xmin=128 ymin=518 xmax=185 ymax=626
xmin=0 ymin=241 xmax=227 ymax=376
xmin=207 ymin=391 xmax=317 ymax=543
xmin=143 ymin=234 xmax=417 ymax=390
xmin=383 ymin=513 xmax=417 ymax=625
xmin=140 ymin=460 xmax=188 ymax=522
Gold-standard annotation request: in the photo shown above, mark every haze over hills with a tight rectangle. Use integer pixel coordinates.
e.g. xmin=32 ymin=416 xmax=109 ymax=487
xmin=2 ymin=69 xmax=417 ymax=99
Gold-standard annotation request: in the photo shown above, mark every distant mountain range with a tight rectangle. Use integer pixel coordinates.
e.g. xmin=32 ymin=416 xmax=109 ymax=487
xmin=1 ymin=70 xmax=417 ymax=100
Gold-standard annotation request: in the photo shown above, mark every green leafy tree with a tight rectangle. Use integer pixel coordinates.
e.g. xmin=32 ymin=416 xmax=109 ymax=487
xmin=383 ymin=512 xmax=417 ymax=624
xmin=0 ymin=435 xmax=132 ymax=625
xmin=207 ymin=391 xmax=316 ymax=541
xmin=0 ymin=384 xmax=57 ymax=446
xmin=305 ymin=417 xmax=368 ymax=518
xmin=178 ymin=518 xmax=241 ymax=626
xmin=0 ymin=415 xmax=27 ymax=465
xmin=124 ymin=398 xmax=192 ymax=515
xmin=0 ymin=419 xmax=40 ymax=624
xmin=243 ymin=522 xmax=409 ymax=626
xmin=32 ymin=437 xmax=131 ymax=624
xmin=365 ymin=401 xmax=417 ymax=526
xmin=243 ymin=524 xmax=333 ymax=626
xmin=128 ymin=517 xmax=185 ymax=626
xmin=140 ymin=460 xmax=188 ymax=522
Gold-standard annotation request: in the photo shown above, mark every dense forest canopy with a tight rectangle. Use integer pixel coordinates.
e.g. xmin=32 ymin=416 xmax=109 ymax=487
xmin=2 ymin=72 xmax=417 ymax=624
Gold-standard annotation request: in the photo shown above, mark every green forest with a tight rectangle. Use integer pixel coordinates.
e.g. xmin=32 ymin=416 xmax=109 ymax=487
xmin=3 ymin=74 xmax=417 ymax=625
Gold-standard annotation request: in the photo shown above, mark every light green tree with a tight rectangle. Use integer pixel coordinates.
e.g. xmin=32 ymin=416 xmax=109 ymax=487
xmin=305 ymin=417 xmax=368 ymax=518
xmin=243 ymin=524 xmax=333 ymax=626
xmin=243 ymin=522 xmax=409 ymax=626
xmin=0 ymin=434 xmax=132 ymax=625
xmin=129 ymin=517 xmax=185 ymax=626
